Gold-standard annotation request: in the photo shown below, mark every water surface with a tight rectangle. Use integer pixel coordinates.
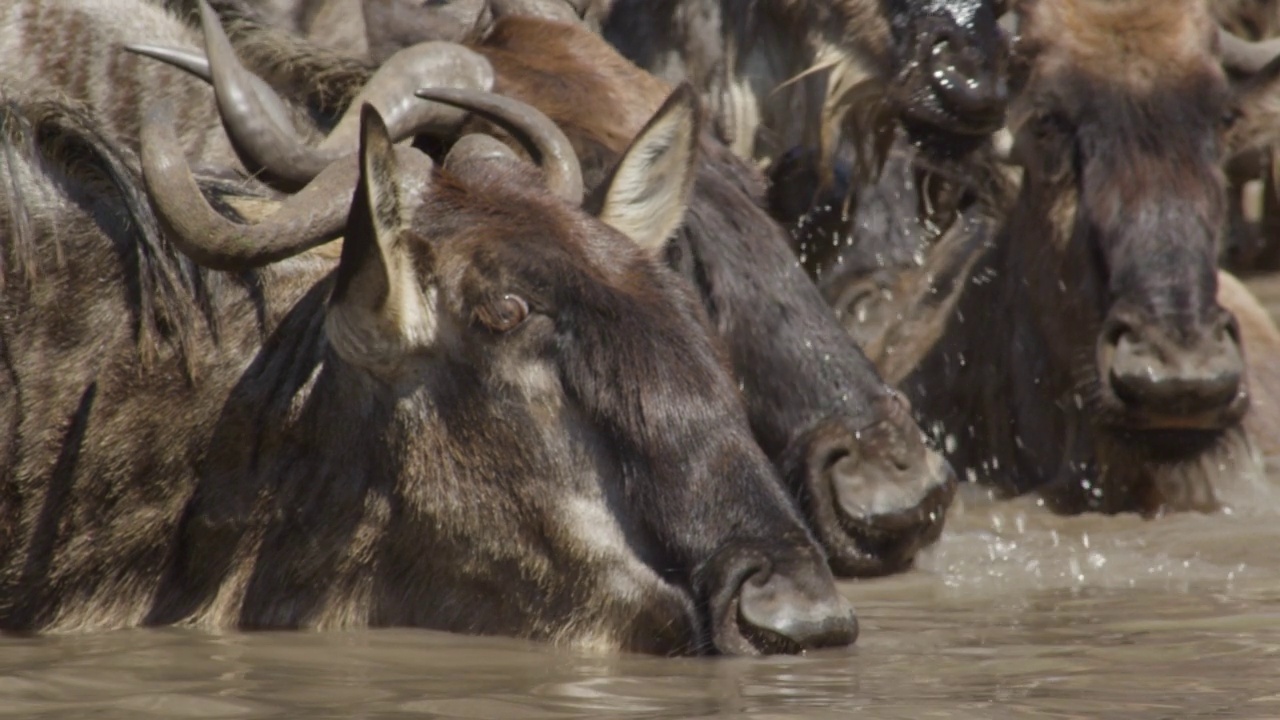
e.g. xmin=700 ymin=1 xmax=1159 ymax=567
xmin=4 ymin=466 xmax=1278 ymax=719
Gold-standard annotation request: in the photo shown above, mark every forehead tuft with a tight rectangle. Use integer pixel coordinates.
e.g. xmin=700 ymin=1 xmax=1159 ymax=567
xmin=1020 ymin=0 xmax=1216 ymax=89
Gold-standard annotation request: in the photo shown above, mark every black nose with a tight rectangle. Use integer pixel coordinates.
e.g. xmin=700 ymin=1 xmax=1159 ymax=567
xmin=923 ymin=23 xmax=1009 ymax=129
xmin=698 ymin=545 xmax=858 ymax=655
xmin=781 ymin=393 xmax=955 ymax=579
xmin=736 ymin=561 xmax=858 ymax=651
xmin=1101 ymin=310 xmax=1246 ymax=423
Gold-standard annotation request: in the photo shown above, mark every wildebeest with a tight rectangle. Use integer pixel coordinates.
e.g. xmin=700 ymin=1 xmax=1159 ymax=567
xmin=1205 ymin=0 xmax=1280 ymax=270
xmin=819 ymin=0 xmax=1280 ymax=515
xmin=471 ymin=20 xmax=959 ymax=575
xmin=2 ymin=0 xmax=502 ymax=196
xmin=600 ymin=0 xmax=1010 ymax=171
xmin=0 ymin=77 xmax=860 ymax=654
xmin=219 ymin=0 xmax=493 ymax=61
xmin=0 ymin=0 xmax=247 ymax=170
xmin=174 ymin=0 xmax=611 ymax=63
xmin=777 ymin=132 xmax=1015 ymax=384
xmin=159 ymin=5 xmax=958 ymax=576
xmin=599 ymin=0 xmax=1014 ymax=362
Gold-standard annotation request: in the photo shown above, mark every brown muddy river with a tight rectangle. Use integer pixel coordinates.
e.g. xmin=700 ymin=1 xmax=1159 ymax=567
xmin=4 ymin=462 xmax=1279 ymax=719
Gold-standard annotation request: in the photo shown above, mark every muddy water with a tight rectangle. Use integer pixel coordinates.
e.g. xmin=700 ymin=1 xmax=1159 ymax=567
xmin=3 ymin=462 xmax=1279 ymax=720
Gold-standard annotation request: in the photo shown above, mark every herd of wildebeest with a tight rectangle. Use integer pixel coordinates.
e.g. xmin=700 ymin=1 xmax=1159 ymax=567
xmin=1 ymin=0 xmax=1279 ymax=656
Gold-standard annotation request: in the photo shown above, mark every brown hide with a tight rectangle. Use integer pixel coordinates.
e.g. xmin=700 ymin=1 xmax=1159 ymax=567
xmin=470 ymin=17 xmax=957 ymax=576
xmin=1221 ymin=271 xmax=1280 ymax=456
xmin=601 ymin=0 xmax=1008 ymax=175
xmin=815 ymin=0 xmax=1280 ymax=516
xmin=0 ymin=0 xmax=263 ymax=172
xmin=0 ymin=92 xmax=855 ymax=654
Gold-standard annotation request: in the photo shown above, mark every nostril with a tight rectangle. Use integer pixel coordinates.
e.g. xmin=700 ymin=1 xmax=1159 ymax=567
xmin=1103 ymin=318 xmax=1135 ymax=349
xmin=924 ymin=20 xmax=959 ymax=54
xmin=1108 ymin=328 xmax=1163 ymax=405
xmin=1106 ymin=320 xmax=1246 ymax=419
xmin=925 ymin=36 xmax=1007 ymax=121
xmin=1216 ymin=312 xmax=1242 ymax=345
xmin=737 ymin=566 xmax=858 ymax=652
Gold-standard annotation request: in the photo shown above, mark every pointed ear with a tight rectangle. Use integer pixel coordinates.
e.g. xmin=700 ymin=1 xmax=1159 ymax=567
xmin=590 ymin=83 xmax=701 ymax=257
xmin=1227 ymin=55 xmax=1280 ymax=158
xmin=326 ymin=104 xmax=437 ymax=371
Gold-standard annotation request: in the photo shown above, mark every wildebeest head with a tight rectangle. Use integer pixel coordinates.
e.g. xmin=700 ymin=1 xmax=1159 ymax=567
xmin=132 ymin=56 xmax=856 ymax=651
xmin=877 ymin=0 xmax=1011 ymax=138
xmin=1004 ymin=0 xmax=1280 ymax=511
xmin=474 ymin=16 xmax=957 ymax=577
xmin=143 ymin=5 xmax=955 ymax=578
xmin=764 ymin=0 xmax=1011 ymax=319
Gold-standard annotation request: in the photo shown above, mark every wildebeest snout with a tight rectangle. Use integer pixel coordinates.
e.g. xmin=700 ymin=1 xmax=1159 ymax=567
xmin=1099 ymin=307 xmax=1248 ymax=428
xmin=784 ymin=393 xmax=956 ymax=578
xmin=919 ymin=17 xmax=1009 ymax=134
xmin=696 ymin=544 xmax=857 ymax=655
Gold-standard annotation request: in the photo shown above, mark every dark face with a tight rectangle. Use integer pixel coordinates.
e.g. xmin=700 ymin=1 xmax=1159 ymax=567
xmin=325 ymin=111 xmax=857 ymax=654
xmin=1005 ymin=0 xmax=1252 ymax=510
xmin=768 ymin=137 xmax=993 ymax=371
xmin=880 ymin=0 xmax=1010 ymax=137
xmin=666 ymin=139 xmax=957 ymax=580
xmin=473 ymin=18 xmax=957 ymax=578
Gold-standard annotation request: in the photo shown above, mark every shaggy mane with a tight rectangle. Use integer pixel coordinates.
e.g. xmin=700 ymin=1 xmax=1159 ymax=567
xmin=0 ymin=91 xmax=264 ymax=377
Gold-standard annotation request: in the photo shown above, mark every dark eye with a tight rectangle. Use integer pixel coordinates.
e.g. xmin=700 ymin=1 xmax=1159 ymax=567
xmin=1221 ymin=107 xmax=1241 ymax=131
xmin=836 ymin=283 xmax=881 ymax=325
xmin=475 ymin=293 xmax=529 ymax=333
xmin=1033 ymin=110 xmax=1073 ymax=140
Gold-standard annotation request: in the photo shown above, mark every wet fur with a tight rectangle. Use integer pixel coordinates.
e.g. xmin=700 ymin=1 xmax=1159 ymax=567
xmin=478 ymin=18 xmax=951 ymax=573
xmin=219 ymin=13 xmax=954 ymax=575
xmin=601 ymin=0 xmax=892 ymax=164
xmin=823 ymin=0 xmax=1280 ymax=515
xmin=0 ymin=94 xmax=828 ymax=653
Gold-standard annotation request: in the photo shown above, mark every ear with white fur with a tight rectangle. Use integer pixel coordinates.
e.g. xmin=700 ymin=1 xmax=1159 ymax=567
xmin=326 ymin=104 xmax=437 ymax=373
xmin=591 ymin=83 xmax=701 ymax=257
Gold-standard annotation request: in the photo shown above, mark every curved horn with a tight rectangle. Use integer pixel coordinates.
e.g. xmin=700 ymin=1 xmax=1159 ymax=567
xmin=123 ymin=44 xmax=298 ymax=138
xmin=128 ymin=0 xmax=492 ymax=187
xmin=320 ymin=43 xmax=495 ymax=160
xmin=415 ymin=87 xmax=584 ymax=204
xmin=1219 ymin=28 xmax=1280 ymax=74
xmin=198 ymin=0 xmax=324 ymax=186
xmin=140 ymin=103 xmax=354 ymax=270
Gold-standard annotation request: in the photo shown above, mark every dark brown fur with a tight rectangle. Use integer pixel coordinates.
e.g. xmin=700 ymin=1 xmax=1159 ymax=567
xmin=0 ymin=92 xmax=853 ymax=653
xmin=601 ymin=0 xmax=1008 ymax=170
xmin=1 ymin=0 xmax=247 ymax=170
xmin=822 ymin=0 xmax=1280 ymax=515
xmin=206 ymin=12 xmax=960 ymax=576
xmin=474 ymin=18 xmax=957 ymax=575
